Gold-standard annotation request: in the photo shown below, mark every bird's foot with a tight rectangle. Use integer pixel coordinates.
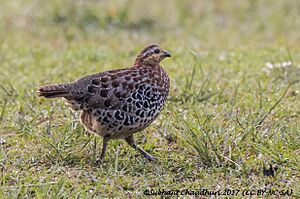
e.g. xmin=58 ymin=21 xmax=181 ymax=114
xmin=143 ymin=153 xmax=158 ymax=161
xmin=94 ymin=157 xmax=105 ymax=165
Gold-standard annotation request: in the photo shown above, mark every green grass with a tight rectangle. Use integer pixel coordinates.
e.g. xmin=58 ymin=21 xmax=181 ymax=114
xmin=0 ymin=0 xmax=300 ymax=198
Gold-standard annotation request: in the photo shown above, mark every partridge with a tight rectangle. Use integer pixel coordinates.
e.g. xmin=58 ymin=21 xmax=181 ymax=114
xmin=38 ymin=44 xmax=171 ymax=161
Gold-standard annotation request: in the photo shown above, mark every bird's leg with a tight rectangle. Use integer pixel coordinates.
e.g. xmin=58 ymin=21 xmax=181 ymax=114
xmin=125 ymin=135 xmax=158 ymax=161
xmin=92 ymin=137 xmax=97 ymax=160
xmin=99 ymin=135 xmax=110 ymax=162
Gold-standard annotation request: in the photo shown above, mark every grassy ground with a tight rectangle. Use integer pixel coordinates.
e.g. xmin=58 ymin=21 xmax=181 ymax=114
xmin=0 ymin=0 xmax=299 ymax=198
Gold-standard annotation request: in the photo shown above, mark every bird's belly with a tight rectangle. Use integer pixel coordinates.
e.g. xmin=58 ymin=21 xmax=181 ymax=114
xmin=80 ymin=110 xmax=109 ymax=137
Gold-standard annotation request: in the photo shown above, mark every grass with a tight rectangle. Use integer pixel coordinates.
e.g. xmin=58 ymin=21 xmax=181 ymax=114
xmin=0 ymin=0 xmax=300 ymax=198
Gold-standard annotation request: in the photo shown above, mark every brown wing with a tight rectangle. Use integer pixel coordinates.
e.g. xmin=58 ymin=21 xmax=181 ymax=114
xmin=68 ymin=68 xmax=150 ymax=111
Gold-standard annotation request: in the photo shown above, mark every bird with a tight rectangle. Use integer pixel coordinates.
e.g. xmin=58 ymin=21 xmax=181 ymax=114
xmin=38 ymin=44 xmax=171 ymax=162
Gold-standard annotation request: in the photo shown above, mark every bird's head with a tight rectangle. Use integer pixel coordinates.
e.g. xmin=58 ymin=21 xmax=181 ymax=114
xmin=134 ymin=44 xmax=171 ymax=67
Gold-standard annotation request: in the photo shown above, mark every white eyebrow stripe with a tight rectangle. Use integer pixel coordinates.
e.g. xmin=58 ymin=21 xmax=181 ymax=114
xmin=142 ymin=47 xmax=159 ymax=57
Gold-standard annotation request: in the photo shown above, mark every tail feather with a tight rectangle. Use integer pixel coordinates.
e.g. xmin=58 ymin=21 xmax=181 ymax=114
xmin=38 ymin=83 xmax=71 ymax=98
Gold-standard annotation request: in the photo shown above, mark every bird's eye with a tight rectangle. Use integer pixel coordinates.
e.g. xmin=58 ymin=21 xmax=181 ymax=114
xmin=154 ymin=49 xmax=160 ymax=53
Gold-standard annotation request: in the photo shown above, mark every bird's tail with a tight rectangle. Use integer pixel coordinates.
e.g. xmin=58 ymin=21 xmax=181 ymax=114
xmin=38 ymin=83 xmax=71 ymax=98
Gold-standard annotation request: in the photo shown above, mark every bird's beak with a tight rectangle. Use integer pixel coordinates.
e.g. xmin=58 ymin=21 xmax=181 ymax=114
xmin=161 ymin=50 xmax=171 ymax=58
